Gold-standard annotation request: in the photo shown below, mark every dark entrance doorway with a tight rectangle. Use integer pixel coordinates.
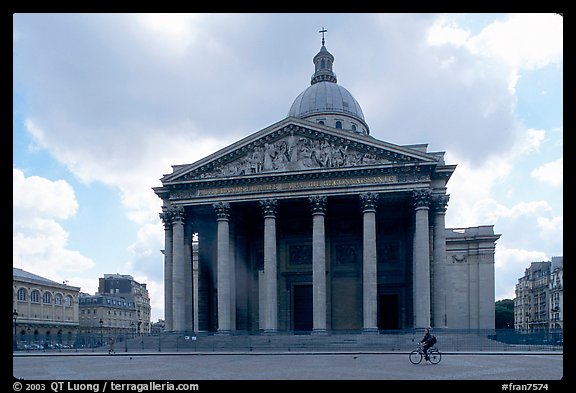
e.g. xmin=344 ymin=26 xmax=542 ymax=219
xmin=293 ymin=284 xmax=313 ymax=332
xmin=378 ymin=294 xmax=399 ymax=330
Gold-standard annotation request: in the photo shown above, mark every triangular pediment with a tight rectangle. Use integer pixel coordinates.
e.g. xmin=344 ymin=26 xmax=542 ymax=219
xmin=161 ymin=117 xmax=440 ymax=184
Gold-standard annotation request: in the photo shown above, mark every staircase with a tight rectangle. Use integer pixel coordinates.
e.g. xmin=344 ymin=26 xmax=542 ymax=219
xmin=125 ymin=332 xmax=427 ymax=353
xmin=118 ymin=330 xmax=559 ymax=353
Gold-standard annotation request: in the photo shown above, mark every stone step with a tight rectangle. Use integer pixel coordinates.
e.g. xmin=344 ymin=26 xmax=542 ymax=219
xmin=120 ymin=331 xmax=516 ymax=352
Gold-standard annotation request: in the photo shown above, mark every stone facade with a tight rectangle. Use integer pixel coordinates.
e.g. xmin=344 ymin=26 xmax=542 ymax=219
xmin=13 ymin=268 xmax=80 ymax=347
xmin=78 ymin=293 xmax=137 ymax=336
xmin=444 ymin=226 xmax=500 ymax=329
xmin=98 ymin=273 xmax=152 ymax=334
xmin=154 ymin=119 xmax=500 ymax=333
xmin=153 ymin=41 xmax=501 ymax=334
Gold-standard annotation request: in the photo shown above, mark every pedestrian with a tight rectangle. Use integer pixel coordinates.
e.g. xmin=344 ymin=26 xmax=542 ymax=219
xmin=108 ymin=337 xmax=115 ymax=354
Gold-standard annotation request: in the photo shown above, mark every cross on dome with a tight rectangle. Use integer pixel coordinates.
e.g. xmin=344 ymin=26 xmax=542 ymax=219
xmin=319 ymin=27 xmax=327 ymax=46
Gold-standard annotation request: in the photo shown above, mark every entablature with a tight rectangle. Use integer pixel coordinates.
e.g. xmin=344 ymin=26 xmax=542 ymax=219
xmin=158 ymin=164 xmax=434 ymax=206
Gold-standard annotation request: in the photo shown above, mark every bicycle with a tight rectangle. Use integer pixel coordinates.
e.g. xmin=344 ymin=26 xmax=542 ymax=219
xmin=409 ymin=342 xmax=442 ymax=364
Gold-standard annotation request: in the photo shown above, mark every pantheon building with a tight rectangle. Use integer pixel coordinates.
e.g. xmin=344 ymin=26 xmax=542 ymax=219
xmin=154 ymin=38 xmax=500 ymax=334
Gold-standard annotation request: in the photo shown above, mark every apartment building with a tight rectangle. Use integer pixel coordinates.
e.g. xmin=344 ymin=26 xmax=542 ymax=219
xmin=514 ymin=256 xmax=563 ymax=332
xmin=98 ymin=274 xmax=151 ymax=334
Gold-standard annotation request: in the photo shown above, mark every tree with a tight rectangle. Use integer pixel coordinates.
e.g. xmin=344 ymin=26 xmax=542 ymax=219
xmin=495 ymin=299 xmax=514 ymax=329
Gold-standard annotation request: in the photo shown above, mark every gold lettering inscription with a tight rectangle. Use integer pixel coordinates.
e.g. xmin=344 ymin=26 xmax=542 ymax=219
xmin=196 ymin=175 xmax=397 ymax=196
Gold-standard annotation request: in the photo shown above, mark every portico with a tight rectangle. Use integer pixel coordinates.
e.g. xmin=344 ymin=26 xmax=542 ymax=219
xmin=155 ymin=118 xmax=456 ymax=333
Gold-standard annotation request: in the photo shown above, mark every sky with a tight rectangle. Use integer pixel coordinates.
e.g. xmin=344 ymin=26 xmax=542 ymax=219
xmin=13 ymin=13 xmax=563 ymax=323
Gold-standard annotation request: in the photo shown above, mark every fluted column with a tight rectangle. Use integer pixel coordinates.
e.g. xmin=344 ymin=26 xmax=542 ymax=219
xmin=412 ymin=189 xmax=431 ymax=329
xmin=309 ymin=195 xmax=328 ymax=334
xmin=214 ymin=201 xmax=232 ymax=334
xmin=171 ymin=206 xmax=186 ymax=332
xmin=360 ymin=192 xmax=379 ymax=333
xmin=260 ymin=199 xmax=278 ymax=333
xmin=432 ymin=194 xmax=449 ymax=328
xmin=159 ymin=207 xmax=173 ymax=332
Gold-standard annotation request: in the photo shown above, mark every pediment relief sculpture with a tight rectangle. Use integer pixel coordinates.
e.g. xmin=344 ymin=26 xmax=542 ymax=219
xmin=181 ymin=130 xmax=419 ymax=181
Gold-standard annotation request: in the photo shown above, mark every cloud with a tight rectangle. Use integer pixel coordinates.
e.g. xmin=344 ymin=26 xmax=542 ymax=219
xmin=409 ymin=13 xmax=563 ymax=166
xmin=427 ymin=14 xmax=471 ymax=47
xmin=13 ymin=167 xmax=78 ymax=219
xmin=352 ymin=14 xmax=521 ymax=166
xmin=444 ymin=151 xmax=512 ymax=228
xmin=494 ymin=245 xmax=548 ymax=300
xmin=127 ymin=223 xmax=165 ymax=278
xmin=531 ymin=157 xmax=563 ymax=186
xmin=466 ymin=13 xmax=563 ymax=71
xmin=517 ymin=128 xmax=546 ymax=155
xmin=429 ymin=14 xmax=563 ymax=71
xmin=536 ymin=215 xmax=563 ymax=242
xmin=13 ymin=168 xmax=95 ymax=276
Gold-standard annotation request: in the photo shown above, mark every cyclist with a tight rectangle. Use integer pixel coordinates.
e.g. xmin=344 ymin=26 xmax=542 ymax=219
xmin=420 ymin=328 xmax=434 ymax=361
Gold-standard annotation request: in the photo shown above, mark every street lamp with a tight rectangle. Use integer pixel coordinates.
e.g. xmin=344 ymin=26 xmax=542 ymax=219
xmin=99 ymin=319 xmax=103 ymax=347
xmin=130 ymin=322 xmax=135 ymax=339
xmin=13 ymin=309 xmax=18 ymax=352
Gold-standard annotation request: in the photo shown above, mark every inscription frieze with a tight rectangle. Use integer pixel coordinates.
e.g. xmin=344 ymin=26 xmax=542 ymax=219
xmin=166 ymin=169 xmax=431 ymax=200
xmin=196 ymin=175 xmax=397 ymax=196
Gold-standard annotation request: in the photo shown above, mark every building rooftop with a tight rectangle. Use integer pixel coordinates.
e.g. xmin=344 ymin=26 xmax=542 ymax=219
xmin=13 ymin=267 xmax=81 ymax=291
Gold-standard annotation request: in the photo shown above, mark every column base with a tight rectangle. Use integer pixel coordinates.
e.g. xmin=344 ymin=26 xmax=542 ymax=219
xmin=312 ymin=328 xmax=328 ymax=335
xmin=216 ymin=330 xmax=232 ymax=336
xmin=362 ymin=327 xmax=379 ymax=334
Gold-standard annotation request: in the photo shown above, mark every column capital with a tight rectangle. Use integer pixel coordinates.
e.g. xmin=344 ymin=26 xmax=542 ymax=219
xmin=360 ymin=192 xmax=379 ymax=212
xmin=159 ymin=207 xmax=173 ymax=229
xmin=213 ymin=201 xmax=231 ymax=220
xmin=170 ymin=206 xmax=186 ymax=225
xmin=309 ymin=195 xmax=327 ymax=215
xmin=260 ymin=198 xmax=278 ymax=218
xmin=412 ymin=189 xmax=432 ymax=209
xmin=432 ymin=194 xmax=450 ymax=213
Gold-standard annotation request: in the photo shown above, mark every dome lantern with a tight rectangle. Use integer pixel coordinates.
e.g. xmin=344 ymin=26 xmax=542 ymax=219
xmin=288 ymin=29 xmax=370 ymax=135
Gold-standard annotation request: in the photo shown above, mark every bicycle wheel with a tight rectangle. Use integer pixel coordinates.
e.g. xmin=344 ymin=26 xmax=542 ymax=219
xmin=409 ymin=350 xmax=422 ymax=364
xmin=428 ymin=348 xmax=442 ymax=364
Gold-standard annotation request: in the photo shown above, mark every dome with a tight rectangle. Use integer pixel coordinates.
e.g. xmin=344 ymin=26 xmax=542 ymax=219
xmin=287 ymin=42 xmax=369 ymax=134
xmin=288 ymin=81 xmax=367 ymax=123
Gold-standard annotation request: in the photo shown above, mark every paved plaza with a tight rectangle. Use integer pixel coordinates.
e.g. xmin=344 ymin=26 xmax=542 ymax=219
xmin=13 ymin=351 xmax=564 ymax=382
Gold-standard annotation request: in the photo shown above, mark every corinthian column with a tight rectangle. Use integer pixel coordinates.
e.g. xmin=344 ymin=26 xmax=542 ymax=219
xmin=360 ymin=192 xmax=379 ymax=333
xmin=412 ymin=189 xmax=431 ymax=329
xmin=260 ymin=199 xmax=278 ymax=333
xmin=309 ymin=195 xmax=328 ymax=334
xmin=159 ymin=207 xmax=173 ymax=332
xmin=432 ymin=194 xmax=449 ymax=328
xmin=214 ymin=201 xmax=232 ymax=334
xmin=171 ymin=206 xmax=186 ymax=332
